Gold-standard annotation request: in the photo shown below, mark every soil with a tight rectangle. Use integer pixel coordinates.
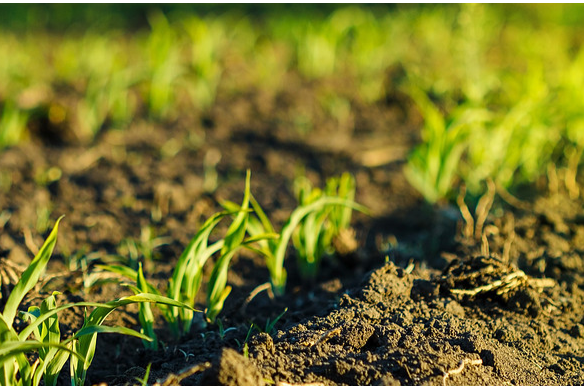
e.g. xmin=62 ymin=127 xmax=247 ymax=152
xmin=1 ymin=73 xmax=583 ymax=386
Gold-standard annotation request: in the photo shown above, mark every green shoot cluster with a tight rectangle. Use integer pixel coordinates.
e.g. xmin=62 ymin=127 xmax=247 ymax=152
xmin=103 ymin=171 xmax=364 ymax=345
xmin=403 ymin=4 xmax=584 ymax=202
xmin=2 ymin=5 xmax=584 ymax=201
xmin=0 ymin=217 xmax=194 ymax=385
xmin=292 ymin=172 xmax=359 ymax=280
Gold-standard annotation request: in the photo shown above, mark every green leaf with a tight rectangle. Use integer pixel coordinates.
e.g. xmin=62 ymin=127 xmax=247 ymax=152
xmin=19 ymin=301 xmax=113 ymax=342
xmin=71 ymin=293 xmax=196 ymax=385
xmin=41 ymin=348 xmax=70 ymax=386
xmin=97 ymin=264 xmax=162 ymax=295
xmin=137 ymin=263 xmax=157 ymax=350
xmin=74 ymin=324 xmax=153 ymax=341
xmin=0 ymin=340 xmax=82 ymax=364
xmin=206 ymin=170 xmax=252 ymax=322
xmin=271 ymin=196 xmax=367 ymax=295
xmin=3 ymin=216 xmax=64 ymax=327
xmin=167 ymin=209 xmax=232 ymax=334
xmin=0 ymin=313 xmax=21 ymax=385
xmin=22 ymin=292 xmax=67 ymax=385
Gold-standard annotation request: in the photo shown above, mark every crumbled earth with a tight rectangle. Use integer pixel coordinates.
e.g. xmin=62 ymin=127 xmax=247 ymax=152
xmin=1 ymin=75 xmax=583 ymax=385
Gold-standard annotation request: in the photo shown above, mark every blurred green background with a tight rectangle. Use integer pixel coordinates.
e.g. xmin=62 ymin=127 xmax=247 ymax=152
xmin=2 ymin=4 xmax=584 ymax=203
xmin=1 ymin=4 xmax=395 ymax=31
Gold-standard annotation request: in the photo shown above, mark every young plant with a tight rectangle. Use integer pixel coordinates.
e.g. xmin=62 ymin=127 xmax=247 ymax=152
xmin=404 ymin=85 xmax=490 ymax=203
xmin=67 ymin=292 xmax=193 ymax=386
xmin=182 ymin=14 xmax=224 ymax=111
xmin=291 ymin=172 xmax=361 ymax=280
xmin=0 ymin=101 xmax=28 ymax=149
xmin=135 ymin=363 xmax=152 ymax=386
xmin=145 ymin=10 xmax=183 ymax=119
xmin=0 ymin=216 xmax=76 ymax=386
xmin=252 ymin=307 xmax=288 ymax=336
xmin=102 ymin=171 xmax=276 ymax=334
xmin=0 ymin=217 xmax=195 ymax=386
xmin=136 ymin=262 xmax=158 ymax=350
xmin=236 ymin=173 xmax=367 ymax=296
xmin=205 ymin=171 xmax=252 ymax=323
xmin=206 ymin=170 xmax=278 ymax=323
xmin=222 ymin=193 xmax=279 ymax=284
xmin=233 ymin=324 xmax=255 ymax=359
xmin=102 ymin=210 xmax=231 ymax=337
xmin=216 ymin=318 xmax=237 ymax=340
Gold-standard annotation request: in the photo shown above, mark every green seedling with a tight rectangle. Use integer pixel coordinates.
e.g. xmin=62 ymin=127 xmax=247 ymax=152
xmin=459 ymin=64 xmax=556 ymax=195
xmin=18 ymin=292 xmax=155 ymax=386
xmin=68 ymin=292 xmax=193 ymax=386
xmin=76 ymin=71 xmax=137 ymax=143
xmin=205 ymin=170 xmax=252 ymax=323
xmin=101 ymin=210 xmax=230 ymax=338
xmin=19 ymin=292 xmax=72 ymax=385
xmin=404 ymin=85 xmax=491 ymax=203
xmin=234 ymin=324 xmax=255 ymax=359
xmin=109 ymin=262 xmax=160 ymax=350
xmin=182 ymin=15 xmax=224 ymax=111
xmin=102 ymin=171 xmax=276 ymax=335
xmin=0 ymin=101 xmax=28 ymax=149
xmin=135 ymin=363 xmax=152 ymax=386
xmin=233 ymin=308 xmax=286 ymax=361
xmin=222 ymin=192 xmax=282 ymax=281
xmin=2 ymin=216 xmax=64 ymax=332
xmin=165 ymin=209 xmax=228 ymax=333
xmin=216 ymin=318 xmax=237 ymax=340
xmin=242 ymin=323 xmax=255 ymax=346
xmin=229 ymin=173 xmax=366 ymax=296
xmin=145 ymin=10 xmax=183 ymax=119
xmin=326 ymin=173 xmax=356 ymax=235
xmin=116 ymin=225 xmax=171 ymax=271
xmin=54 ymin=32 xmax=139 ymax=142
xmin=206 ymin=171 xmax=278 ymax=323
xmin=296 ymin=21 xmax=338 ymax=80
xmin=0 ymin=217 xmax=195 ymax=385
xmin=291 ymin=173 xmax=360 ymax=280
xmin=0 ymin=216 xmax=76 ymax=386
xmin=252 ymin=307 xmax=288 ymax=336
xmin=136 ymin=262 xmax=158 ymax=350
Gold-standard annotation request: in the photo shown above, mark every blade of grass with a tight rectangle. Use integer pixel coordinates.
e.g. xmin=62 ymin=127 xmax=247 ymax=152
xmin=3 ymin=216 xmax=64 ymax=327
xmin=271 ymin=196 xmax=368 ymax=295
xmin=167 ymin=209 xmax=234 ymax=335
xmin=70 ymin=293 xmax=195 ymax=385
xmin=206 ymin=170 xmax=251 ymax=322
xmin=21 ymin=291 xmax=66 ymax=385
xmin=137 ymin=262 xmax=157 ymax=350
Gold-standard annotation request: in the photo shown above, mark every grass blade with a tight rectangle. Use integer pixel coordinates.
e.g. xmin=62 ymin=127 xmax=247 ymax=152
xmin=137 ymin=263 xmax=157 ymax=350
xmin=167 ymin=210 xmax=232 ymax=334
xmin=271 ymin=197 xmax=367 ymax=295
xmin=71 ymin=293 xmax=195 ymax=385
xmin=0 ymin=341 xmax=83 ymax=365
xmin=206 ymin=170 xmax=251 ymax=322
xmin=3 ymin=216 xmax=64 ymax=327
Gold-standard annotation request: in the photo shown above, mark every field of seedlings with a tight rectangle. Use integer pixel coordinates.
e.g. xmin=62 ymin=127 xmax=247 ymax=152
xmin=1 ymin=4 xmax=584 ymax=385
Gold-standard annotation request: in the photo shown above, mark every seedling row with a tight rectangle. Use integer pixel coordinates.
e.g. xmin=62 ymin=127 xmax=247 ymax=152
xmin=0 ymin=170 xmax=365 ymax=385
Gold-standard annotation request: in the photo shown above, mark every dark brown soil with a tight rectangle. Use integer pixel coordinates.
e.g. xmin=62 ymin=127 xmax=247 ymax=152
xmin=1 ymin=74 xmax=583 ymax=385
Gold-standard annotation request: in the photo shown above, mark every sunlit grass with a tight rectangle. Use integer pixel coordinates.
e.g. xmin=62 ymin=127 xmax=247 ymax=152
xmin=0 ymin=217 xmax=194 ymax=385
xmin=102 ymin=171 xmax=277 ymax=336
xmin=1 ymin=5 xmax=583 ymax=268
xmin=2 ymin=5 xmax=584 ymax=200
xmin=4 ymin=5 xmax=584 ymax=384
